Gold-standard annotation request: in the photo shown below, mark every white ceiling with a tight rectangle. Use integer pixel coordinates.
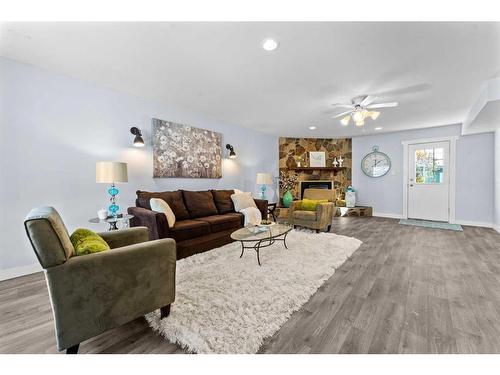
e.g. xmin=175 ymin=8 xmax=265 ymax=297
xmin=1 ymin=22 xmax=499 ymax=137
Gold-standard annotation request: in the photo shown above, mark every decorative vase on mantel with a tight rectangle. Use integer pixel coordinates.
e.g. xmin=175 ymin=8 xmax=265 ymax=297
xmin=282 ymin=190 xmax=293 ymax=208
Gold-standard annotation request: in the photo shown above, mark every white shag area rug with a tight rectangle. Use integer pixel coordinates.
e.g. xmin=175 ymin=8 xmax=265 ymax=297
xmin=146 ymin=229 xmax=362 ymax=353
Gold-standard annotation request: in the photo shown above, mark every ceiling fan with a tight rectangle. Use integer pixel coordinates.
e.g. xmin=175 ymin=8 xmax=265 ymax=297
xmin=332 ymin=95 xmax=398 ymax=127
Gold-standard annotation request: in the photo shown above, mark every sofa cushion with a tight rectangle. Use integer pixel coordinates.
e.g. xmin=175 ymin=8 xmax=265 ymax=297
xmin=195 ymin=214 xmax=242 ymax=233
xmin=211 ymin=190 xmax=235 ymax=214
xmin=293 ymin=210 xmax=317 ymax=221
xmin=168 ymin=220 xmax=211 ymax=242
xmin=182 ymin=190 xmax=219 ymax=218
xmin=136 ymin=190 xmax=190 ymax=220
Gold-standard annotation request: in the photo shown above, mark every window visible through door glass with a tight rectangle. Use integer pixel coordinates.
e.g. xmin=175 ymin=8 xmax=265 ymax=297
xmin=415 ymin=148 xmax=444 ymax=184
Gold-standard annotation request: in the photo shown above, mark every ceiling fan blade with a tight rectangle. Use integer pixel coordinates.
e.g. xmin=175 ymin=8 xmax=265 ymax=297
xmin=366 ymin=102 xmax=398 ymax=109
xmin=331 ymin=103 xmax=355 ymax=109
xmin=332 ymin=110 xmax=353 ymax=118
xmin=360 ymin=95 xmax=377 ymax=106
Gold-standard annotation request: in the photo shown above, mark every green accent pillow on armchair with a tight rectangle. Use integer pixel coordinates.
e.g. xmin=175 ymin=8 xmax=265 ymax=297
xmin=70 ymin=228 xmax=110 ymax=256
xmin=300 ymin=199 xmax=329 ymax=211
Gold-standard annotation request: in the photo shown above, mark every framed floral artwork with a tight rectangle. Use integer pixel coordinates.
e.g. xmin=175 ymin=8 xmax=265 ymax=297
xmin=152 ymin=118 xmax=222 ymax=178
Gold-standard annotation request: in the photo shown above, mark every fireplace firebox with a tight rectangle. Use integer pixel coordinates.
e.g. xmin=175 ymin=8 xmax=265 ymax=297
xmin=299 ymin=180 xmax=333 ymax=199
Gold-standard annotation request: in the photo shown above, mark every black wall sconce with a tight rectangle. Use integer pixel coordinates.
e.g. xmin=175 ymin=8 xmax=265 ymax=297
xmin=130 ymin=127 xmax=145 ymax=147
xmin=225 ymin=144 xmax=236 ymax=159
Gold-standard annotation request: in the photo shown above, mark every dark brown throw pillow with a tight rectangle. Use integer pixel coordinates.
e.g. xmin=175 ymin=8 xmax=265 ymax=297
xmin=136 ymin=190 xmax=190 ymax=220
xmin=182 ymin=190 xmax=218 ymax=218
xmin=211 ymin=190 xmax=235 ymax=214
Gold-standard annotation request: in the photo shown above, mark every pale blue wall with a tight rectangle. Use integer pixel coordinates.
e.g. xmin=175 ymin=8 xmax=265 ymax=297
xmin=352 ymin=124 xmax=495 ymax=223
xmin=495 ymin=130 xmax=500 ymax=230
xmin=0 ymin=57 xmax=278 ymax=271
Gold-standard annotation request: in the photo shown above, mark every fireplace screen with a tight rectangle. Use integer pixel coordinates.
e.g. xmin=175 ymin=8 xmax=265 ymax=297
xmin=300 ymin=180 xmax=333 ymax=199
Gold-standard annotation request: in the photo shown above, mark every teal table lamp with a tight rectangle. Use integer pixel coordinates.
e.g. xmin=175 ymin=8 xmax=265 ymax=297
xmin=256 ymin=173 xmax=273 ymax=200
xmin=96 ymin=161 xmax=128 ymax=217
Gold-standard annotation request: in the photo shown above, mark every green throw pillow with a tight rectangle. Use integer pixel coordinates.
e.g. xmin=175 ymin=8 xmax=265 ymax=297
xmin=300 ymin=199 xmax=329 ymax=211
xmin=70 ymin=228 xmax=110 ymax=256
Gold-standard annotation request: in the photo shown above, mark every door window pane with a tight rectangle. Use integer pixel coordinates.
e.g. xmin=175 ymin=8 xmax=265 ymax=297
xmin=415 ymin=148 xmax=444 ymax=184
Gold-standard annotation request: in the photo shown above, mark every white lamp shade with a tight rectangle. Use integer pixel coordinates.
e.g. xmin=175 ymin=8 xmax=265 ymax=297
xmin=256 ymin=173 xmax=273 ymax=185
xmin=96 ymin=162 xmax=128 ymax=183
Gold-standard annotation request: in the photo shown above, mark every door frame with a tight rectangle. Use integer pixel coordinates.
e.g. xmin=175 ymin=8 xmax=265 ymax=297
xmin=401 ymin=136 xmax=458 ymax=223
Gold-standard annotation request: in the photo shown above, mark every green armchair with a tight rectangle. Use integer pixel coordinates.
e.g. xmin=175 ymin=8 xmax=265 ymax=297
xmin=24 ymin=207 xmax=176 ymax=354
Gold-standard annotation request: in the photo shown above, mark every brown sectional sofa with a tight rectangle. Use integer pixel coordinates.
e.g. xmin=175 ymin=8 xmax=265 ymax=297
xmin=128 ymin=189 xmax=268 ymax=259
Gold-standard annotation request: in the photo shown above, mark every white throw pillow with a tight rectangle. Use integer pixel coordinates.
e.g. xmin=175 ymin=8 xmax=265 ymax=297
xmin=231 ymin=192 xmax=257 ymax=212
xmin=150 ymin=198 xmax=176 ymax=227
xmin=233 ymin=188 xmax=244 ymax=195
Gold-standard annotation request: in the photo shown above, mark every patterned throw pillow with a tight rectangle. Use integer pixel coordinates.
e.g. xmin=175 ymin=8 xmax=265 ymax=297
xmin=300 ymin=199 xmax=329 ymax=211
xmin=70 ymin=228 xmax=110 ymax=256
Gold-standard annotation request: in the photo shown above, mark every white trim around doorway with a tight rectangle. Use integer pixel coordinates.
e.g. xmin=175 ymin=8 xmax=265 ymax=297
xmin=401 ymin=136 xmax=458 ymax=223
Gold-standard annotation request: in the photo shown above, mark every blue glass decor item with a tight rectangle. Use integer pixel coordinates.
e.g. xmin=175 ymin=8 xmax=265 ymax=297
xmin=108 ymin=184 xmax=120 ymax=216
xmin=260 ymin=184 xmax=267 ymax=200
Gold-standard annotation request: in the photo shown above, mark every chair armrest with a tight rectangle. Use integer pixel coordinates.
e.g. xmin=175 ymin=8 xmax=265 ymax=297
xmin=316 ymin=202 xmax=335 ymax=226
xmin=45 ymin=238 xmax=176 ymax=350
xmin=254 ymin=199 xmax=268 ymax=219
xmin=97 ymin=227 xmax=149 ymax=249
xmin=128 ymin=206 xmax=169 ymax=240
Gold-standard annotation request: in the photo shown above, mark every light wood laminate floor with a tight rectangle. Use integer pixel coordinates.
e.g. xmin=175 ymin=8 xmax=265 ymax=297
xmin=1 ymin=217 xmax=500 ymax=354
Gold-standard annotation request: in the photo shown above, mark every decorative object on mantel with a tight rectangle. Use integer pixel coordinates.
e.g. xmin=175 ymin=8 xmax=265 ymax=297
xmin=225 ymin=144 xmax=237 ymax=159
xmin=279 ymin=170 xmax=298 ymax=208
xmin=332 ymin=157 xmax=339 ymax=167
xmin=96 ymin=161 xmax=128 ymax=217
xmin=256 ymin=173 xmax=273 ymax=200
xmin=293 ymin=154 xmax=305 ymax=167
xmin=309 ymin=151 xmax=326 ymax=167
xmin=130 ymin=127 xmax=145 ymax=147
xmin=361 ymin=145 xmax=391 ymax=178
xmin=345 ymin=186 xmax=356 ymax=208
xmin=338 ymin=156 xmax=344 ymax=167
xmin=152 ymin=118 xmax=222 ymax=178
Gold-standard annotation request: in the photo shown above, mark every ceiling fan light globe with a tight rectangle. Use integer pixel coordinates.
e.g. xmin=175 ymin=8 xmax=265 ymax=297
xmin=340 ymin=115 xmax=350 ymax=126
xmin=352 ymin=111 xmax=364 ymax=123
xmin=370 ymin=111 xmax=380 ymax=120
xmin=355 ymin=119 xmax=365 ymax=127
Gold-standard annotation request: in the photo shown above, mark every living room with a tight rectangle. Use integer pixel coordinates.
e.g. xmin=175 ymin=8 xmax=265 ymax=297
xmin=1 ymin=1 xmax=500 ymax=373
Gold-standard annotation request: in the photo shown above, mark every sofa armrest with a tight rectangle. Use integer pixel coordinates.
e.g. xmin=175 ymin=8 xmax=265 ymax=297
xmin=254 ymin=199 xmax=268 ymax=219
xmin=127 ymin=206 xmax=169 ymax=240
xmin=45 ymin=238 xmax=176 ymax=350
xmin=97 ymin=227 xmax=149 ymax=249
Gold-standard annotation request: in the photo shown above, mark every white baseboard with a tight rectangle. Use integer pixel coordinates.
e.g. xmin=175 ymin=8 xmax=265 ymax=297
xmin=0 ymin=263 xmax=42 ymax=281
xmin=454 ymin=220 xmax=494 ymax=229
xmin=494 ymin=224 xmax=500 ymax=233
xmin=373 ymin=212 xmax=403 ymax=219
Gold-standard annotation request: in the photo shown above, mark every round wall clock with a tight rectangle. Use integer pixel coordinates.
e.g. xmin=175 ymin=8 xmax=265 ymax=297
xmin=361 ymin=146 xmax=391 ymax=178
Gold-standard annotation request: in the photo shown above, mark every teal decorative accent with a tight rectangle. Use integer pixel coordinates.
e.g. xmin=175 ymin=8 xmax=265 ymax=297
xmin=282 ymin=190 xmax=293 ymax=208
xmin=259 ymin=185 xmax=267 ymax=200
xmin=399 ymin=219 xmax=463 ymax=232
xmin=107 ymin=183 xmax=120 ymax=217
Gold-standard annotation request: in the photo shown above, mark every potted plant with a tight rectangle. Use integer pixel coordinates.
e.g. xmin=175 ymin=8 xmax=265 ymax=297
xmin=279 ymin=170 xmax=298 ymax=208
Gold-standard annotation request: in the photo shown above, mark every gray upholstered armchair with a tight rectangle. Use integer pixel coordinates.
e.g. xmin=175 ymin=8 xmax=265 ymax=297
xmin=24 ymin=207 xmax=176 ymax=354
xmin=290 ymin=189 xmax=335 ymax=232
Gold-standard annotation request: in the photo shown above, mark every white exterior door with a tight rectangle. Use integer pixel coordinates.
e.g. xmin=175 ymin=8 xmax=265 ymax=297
xmin=408 ymin=141 xmax=450 ymax=222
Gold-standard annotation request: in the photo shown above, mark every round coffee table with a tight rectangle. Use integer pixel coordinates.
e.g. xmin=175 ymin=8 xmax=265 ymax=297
xmin=230 ymin=223 xmax=292 ymax=266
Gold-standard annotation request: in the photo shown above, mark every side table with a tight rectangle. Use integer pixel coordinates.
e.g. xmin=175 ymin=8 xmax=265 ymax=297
xmin=89 ymin=214 xmax=134 ymax=231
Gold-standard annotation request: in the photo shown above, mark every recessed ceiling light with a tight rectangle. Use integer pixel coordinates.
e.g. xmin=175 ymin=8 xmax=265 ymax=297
xmin=262 ymin=38 xmax=279 ymax=51
xmin=308 ymin=126 xmax=317 ymax=130
xmin=374 ymin=127 xmax=383 ymax=130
